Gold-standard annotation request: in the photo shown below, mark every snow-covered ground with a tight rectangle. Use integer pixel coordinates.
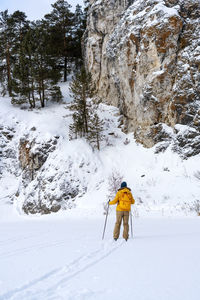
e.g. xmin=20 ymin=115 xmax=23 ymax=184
xmin=0 ymin=213 xmax=200 ymax=300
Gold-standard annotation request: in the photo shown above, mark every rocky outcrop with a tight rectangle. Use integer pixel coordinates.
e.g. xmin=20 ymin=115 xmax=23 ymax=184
xmin=17 ymin=132 xmax=100 ymax=215
xmin=0 ymin=126 xmax=91 ymax=215
xmin=17 ymin=134 xmax=80 ymax=214
xmin=84 ymin=0 xmax=200 ymax=153
xmin=0 ymin=126 xmax=19 ymax=179
xmin=0 ymin=125 xmax=97 ymax=215
xmin=19 ymin=135 xmax=58 ymax=184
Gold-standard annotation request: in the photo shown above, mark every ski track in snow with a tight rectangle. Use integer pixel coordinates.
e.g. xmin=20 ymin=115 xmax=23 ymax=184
xmin=0 ymin=240 xmax=125 ymax=300
xmin=0 ymin=239 xmax=71 ymax=260
xmin=0 ymin=231 xmax=49 ymax=248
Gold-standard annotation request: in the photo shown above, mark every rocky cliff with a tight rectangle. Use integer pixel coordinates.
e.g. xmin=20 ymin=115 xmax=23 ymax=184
xmin=84 ymin=0 xmax=200 ymax=155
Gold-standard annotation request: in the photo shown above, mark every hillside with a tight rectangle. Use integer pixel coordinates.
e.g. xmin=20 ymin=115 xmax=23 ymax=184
xmin=1 ymin=96 xmax=200 ymax=216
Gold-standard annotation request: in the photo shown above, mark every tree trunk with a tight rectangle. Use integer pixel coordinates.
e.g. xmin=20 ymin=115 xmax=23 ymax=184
xmin=38 ymin=81 xmax=42 ymax=107
xmin=6 ymin=44 xmax=11 ymax=96
xmin=28 ymin=84 xmax=33 ymax=109
xmin=41 ymin=78 xmax=45 ymax=108
xmin=31 ymin=79 xmax=35 ymax=108
xmin=64 ymin=56 xmax=67 ymax=82
xmin=29 ymin=55 xmax=35 ymax=108
xmin=82 ymin=85 xmax=88 ymax=134
xmin=63 ymin=34 xmax=67 ymax=82
xmin=97 ymin=133 xmax=100 ymax=150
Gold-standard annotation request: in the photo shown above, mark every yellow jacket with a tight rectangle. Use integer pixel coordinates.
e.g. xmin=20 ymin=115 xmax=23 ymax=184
xmin=109 ymin=187 xmax=135 ymax=211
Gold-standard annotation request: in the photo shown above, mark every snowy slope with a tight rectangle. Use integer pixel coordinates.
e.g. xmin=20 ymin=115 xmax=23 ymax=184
xmin=1 ymin=95 xmax=200 ymax=217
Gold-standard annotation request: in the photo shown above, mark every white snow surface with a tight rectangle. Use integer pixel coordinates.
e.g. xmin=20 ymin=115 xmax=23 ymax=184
xmin=0 ymin=214 xmax=200 ymax=300
xmin=1 ymin=95 xmax=200 ymax=299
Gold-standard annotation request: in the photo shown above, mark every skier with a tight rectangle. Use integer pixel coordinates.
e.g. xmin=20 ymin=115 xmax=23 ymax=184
xmin=109 ymin=181 xmax=135 ymax=241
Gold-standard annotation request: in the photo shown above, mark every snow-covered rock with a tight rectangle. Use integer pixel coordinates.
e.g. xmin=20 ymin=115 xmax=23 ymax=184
xmin=84 ymin=0 xmax=200 ymax=153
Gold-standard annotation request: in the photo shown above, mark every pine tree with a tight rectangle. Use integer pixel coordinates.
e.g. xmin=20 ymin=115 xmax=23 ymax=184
xmin=83 ymin=0 xmax=90 ymax=13
xmin=11 ymin=10 xmax=29 ymax=52
xmin=32 ymin=21 xmax=62 ymax=107
xmin=11 ymin=24 xmax=36 ymax=107
xmin=44 ymin=0 xmax=74 ymax=82
xmin=21 ymin=26 xmax=37 ymax=108
xmin=69 ymin=68 xmax=104 ymax=150
xmin=10 ymin=11 xmax=30 ymax=105
xmin=12 ymin=21 xmax=62 ymax=108
xmin=69 ymin=112 xmax=85 ymax=139
xmin=0 ymin=10 xmax=14 ymax=96
xmin=69 ymin=67 xmax=94 ymax=138
xmin=87 ymin=111 xmax=104 ymax=150
xmin=72 ymin=5 xmax=86 ymax=70
xmin=0 ymin=1 xmax=86 ymax=104
xmin=0 ymin=10 xmax=29 ymax=97
xmin=11 ymin=46 xmax=31 ymax=106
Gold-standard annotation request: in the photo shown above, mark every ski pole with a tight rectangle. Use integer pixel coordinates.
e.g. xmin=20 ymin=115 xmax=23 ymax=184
xmin=130 ymin=210 xmax=133 ymax=238
xmin=102 ymin=201 xmax=109 ymax=240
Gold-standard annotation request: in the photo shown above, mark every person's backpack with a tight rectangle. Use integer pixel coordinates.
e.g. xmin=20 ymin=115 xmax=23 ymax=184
xmin=118 ymin=191 xmax=131 ymax=211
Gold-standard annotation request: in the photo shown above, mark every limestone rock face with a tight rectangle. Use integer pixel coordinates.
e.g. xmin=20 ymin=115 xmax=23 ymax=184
xmin=84 ymin=0 xmax=200 ymax=151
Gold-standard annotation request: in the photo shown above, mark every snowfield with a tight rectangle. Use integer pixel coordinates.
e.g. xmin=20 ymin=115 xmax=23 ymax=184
xmin=0 ymin=214 xmax=200 ymax=300
xmin=1 ymin=94 xmax=200 ymax=299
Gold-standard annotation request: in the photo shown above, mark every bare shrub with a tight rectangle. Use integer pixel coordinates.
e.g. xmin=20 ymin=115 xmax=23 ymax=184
xmin=103 ymin=169 xmax=124 ymax=214
xmin=193 ymin=200 xmax=200 ymax=216
xmin=194 ymin=171 xmax=200 ymax=181
xmin=182 ymin=200 xmax=200 ymax=216
xmin=107 ymin=169 xmax=124 ymax=200
xmin=132 ymin=206 xmax=139 ymax=218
